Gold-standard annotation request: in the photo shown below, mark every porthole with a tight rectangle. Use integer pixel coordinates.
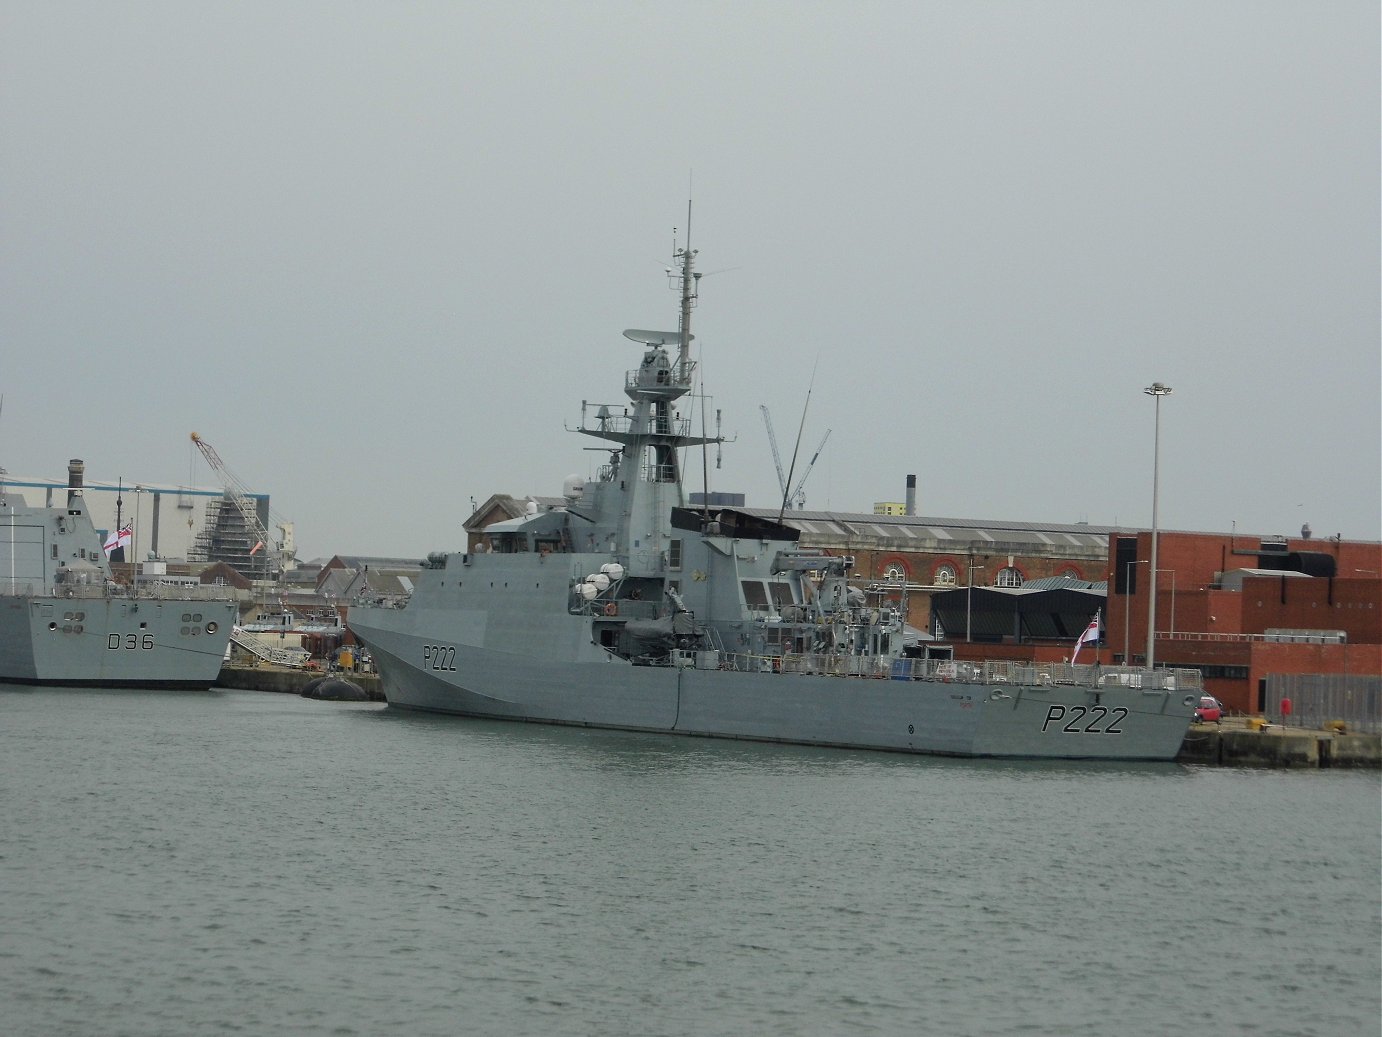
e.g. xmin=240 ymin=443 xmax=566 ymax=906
xmin=181 ymin=613 xmax=192 ymax=623
xmin=206 ymin=621 xmax=218 ymax=634
xmin=48 ymin=622 xmax=57 ymax=631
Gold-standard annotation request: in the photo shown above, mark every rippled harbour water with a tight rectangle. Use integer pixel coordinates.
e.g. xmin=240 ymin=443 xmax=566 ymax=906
xmin=1 ymin=687 xmax=1378 ymax=1036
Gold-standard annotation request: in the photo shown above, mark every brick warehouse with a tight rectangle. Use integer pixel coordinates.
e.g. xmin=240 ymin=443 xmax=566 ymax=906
xmin=1104 ymin=530 xmax=1381 ymax=714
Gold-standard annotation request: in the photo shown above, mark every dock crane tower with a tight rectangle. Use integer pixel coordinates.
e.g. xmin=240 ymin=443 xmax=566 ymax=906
xmin=759 ymin=405 xmax=831 ymax=513
xmin=190 ymin=432 xmax=296 ymax=578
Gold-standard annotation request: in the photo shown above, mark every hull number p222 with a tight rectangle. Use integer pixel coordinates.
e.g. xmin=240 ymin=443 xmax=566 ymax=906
xmin=1042 ymin=704 xmax=1127 ymax=734
xmin=423 ymin=645 xmax=457 ymax=672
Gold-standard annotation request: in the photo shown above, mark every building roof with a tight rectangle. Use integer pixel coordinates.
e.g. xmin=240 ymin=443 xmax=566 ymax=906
xmin=745 ymin=508 xmax=1126 ymax=552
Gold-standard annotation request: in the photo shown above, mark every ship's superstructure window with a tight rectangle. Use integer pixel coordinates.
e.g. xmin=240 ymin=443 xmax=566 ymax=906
xmin=741 ymin=580 xmax=769 ymax=612
xmin=668 ymin=539 xmax=682 ymax=570
xmin=768 ymin=581 xmax=794 ymax=608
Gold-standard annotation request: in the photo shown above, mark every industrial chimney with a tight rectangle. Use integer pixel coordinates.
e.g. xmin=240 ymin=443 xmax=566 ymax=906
xmin=905 ymin=474 xmax=916 ymax=517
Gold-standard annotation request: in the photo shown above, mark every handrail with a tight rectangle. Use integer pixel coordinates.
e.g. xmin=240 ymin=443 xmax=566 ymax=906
xmin=0 ymin=582 xmax=234 ymax=602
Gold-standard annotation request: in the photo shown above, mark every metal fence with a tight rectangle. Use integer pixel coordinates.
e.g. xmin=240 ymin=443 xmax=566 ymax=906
xmin=1266 ymin=673 xmax=1382 ymax=734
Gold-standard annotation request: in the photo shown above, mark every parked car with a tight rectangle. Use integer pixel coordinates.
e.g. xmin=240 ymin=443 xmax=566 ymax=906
xmin=1194 ymin=695 xmax=1224 ymax=723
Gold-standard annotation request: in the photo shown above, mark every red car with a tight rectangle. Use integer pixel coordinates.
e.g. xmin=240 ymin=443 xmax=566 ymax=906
xmin=1194 ymin=695 xmax=1224 ymax=723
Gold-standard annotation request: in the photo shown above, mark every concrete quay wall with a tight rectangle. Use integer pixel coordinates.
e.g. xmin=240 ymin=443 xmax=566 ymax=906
xmin=1177 ymin=722 xmax=1380 ymax=768
xmin=216 ymin=663 xmax=384 ymax=701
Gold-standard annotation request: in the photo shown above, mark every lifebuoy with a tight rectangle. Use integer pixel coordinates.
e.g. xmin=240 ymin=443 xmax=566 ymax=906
xmin=604 ymin=602 xmax=618 ymax=616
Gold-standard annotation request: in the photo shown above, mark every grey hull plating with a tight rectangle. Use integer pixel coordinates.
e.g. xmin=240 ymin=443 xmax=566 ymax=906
xmin=0 ymin=594 xmax=235 ymax=687
xmin=352 ymin=561 xmax=1195 ymax=761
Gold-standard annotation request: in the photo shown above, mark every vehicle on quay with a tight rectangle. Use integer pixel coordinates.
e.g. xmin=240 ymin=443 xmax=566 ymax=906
xmin=1194 ymin=695 xmax=1225 ymax=723
xmin=347 ymin=231 xmax=1201 ymax=759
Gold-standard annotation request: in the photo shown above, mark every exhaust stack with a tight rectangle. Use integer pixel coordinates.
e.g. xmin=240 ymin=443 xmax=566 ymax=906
xmin=905 ymin=474 xmax=916 ymax=517
xmin=67 ymin=458 xmax=85 ymax=508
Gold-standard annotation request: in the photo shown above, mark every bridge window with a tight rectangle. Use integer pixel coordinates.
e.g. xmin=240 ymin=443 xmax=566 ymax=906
xmin=741 ymin=580 xmax=769 ymax=612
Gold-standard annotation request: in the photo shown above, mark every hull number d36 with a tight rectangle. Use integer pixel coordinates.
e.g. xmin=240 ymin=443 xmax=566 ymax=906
xmin=108 ymin=634 xmax=155 ymax=650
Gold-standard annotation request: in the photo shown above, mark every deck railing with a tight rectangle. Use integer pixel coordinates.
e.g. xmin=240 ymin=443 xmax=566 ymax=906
xmin=0 ymin=581 xmax=234 ymax=602
xmin=713 ymin=653 xmax=1202 ymax=691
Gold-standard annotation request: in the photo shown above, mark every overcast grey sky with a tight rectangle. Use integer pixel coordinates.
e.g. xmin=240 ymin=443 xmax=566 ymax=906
xmin=3 ymin=1 xmax=1378 ymax=560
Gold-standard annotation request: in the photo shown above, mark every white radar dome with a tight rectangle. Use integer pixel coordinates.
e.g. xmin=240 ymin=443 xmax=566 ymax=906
xmin=562 ymin=474 xmax=586 ymax=500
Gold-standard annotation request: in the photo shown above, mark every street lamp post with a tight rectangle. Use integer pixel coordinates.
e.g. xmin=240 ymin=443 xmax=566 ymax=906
xmin=1144 ymin=381 xmax=1172 ymax=669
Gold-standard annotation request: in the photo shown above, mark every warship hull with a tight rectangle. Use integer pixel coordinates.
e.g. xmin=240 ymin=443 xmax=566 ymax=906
xmin=351 ymin=607 xmax=1195 ymax=761
xmin=347 ymin=234 xmax=1197 ymax=761
xmin=0 ymin=592 xmax=235 ymax=688
xmin=1 ymin=459 xmax=236 ymax=690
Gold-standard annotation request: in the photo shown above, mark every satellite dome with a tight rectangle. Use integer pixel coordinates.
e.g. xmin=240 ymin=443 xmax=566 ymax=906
xmin=563 ymin=474 xmax=586 ymax=500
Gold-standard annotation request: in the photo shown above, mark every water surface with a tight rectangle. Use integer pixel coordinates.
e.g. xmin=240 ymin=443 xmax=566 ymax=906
xmin=2 ymin=688 xmax=1377 ymax=1036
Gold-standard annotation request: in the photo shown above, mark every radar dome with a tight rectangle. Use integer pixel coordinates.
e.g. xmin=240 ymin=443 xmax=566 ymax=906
xmin=563 ymin=474 xmax=586 ymax=500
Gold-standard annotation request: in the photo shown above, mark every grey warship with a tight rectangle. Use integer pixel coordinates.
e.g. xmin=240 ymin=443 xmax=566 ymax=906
xmin=348 ymin=239 xmax=1200 ymax=759
xmin=0 ymin=460 xmax=235 ymax=688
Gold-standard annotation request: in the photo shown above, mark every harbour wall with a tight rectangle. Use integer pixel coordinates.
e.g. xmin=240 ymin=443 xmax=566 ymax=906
xmin=1177 ymin=720 xmax=1379 ymax=768
xmin=216 ymin=663 xmax=384 ymax=701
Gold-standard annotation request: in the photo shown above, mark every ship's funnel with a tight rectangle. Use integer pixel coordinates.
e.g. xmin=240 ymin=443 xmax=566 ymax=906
xmin=905 ymin=474 xmax=916 ymax=517
xmin=67 ymin=458 xmax=85 ymax=507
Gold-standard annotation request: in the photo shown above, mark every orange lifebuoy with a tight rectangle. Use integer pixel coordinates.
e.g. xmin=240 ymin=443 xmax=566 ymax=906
xmin=604 ymin=601 xmax=618 ymax=616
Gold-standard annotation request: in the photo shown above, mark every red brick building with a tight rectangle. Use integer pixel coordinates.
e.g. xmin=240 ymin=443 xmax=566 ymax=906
xmin=1104 ymin=530 xmax=1380 ymax=714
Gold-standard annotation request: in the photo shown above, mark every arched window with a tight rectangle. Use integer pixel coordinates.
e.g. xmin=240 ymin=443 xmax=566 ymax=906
xmin=1062 ymin=568 xmax=1082 ymax=580
xmin=882 ymin=563 xmax=908 ymax=582
xmin=996 ymin=566 xmax=1024 ymax=588
xmin=933 ymin=564 xmax=957 ymax=586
